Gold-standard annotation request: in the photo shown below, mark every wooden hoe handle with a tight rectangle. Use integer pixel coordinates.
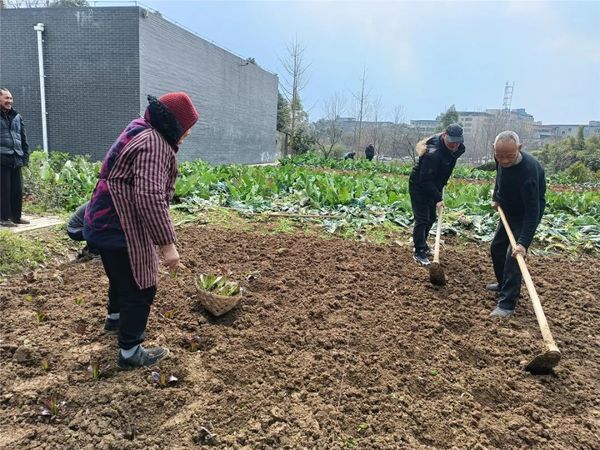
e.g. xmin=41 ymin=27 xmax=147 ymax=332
xmin=433 ymin=206 xmax=444 ymax=264
xmin=497 ymin=206 xmax=560 ymax=353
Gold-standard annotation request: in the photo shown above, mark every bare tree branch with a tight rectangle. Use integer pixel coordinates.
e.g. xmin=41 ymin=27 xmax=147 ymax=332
xmin=315 ymin=93 xmax=346 ymax=158
xmin=279 ymin=36 xmax=311 ymax=155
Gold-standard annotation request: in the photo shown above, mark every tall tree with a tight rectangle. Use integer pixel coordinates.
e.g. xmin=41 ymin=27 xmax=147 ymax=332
xmin=314 ymin=93 xmax=346 ymax=158
xmin=577 ymin=126 xmax=585 ymax=151
xmin=280 ymin=37 xmax=310 ymax=156
xmin=438 ymin=105 xmax=459 ymax=130
xmin=276 ymin=92 xmax=291 ymax=133
xmin=368 ymin=96 xmax=385 ymax=159
xmin=352 ymin=67 xmax=370 ymax=152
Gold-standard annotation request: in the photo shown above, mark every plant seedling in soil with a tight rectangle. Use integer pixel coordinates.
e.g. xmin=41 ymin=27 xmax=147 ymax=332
xmin=35 ymin=311 xmax=46 ymax=323
xmin=88 ymin=362 xmax=101 ymax=379
xmin=189 ymin=336 xmax=202 ymax=352
xmin=357 ymin=422 xmax=370 ymax=433
xmin=40 ymin=398 xmax=66 ymax=418
xmin=122 ymin=425 xmax=136 ymax=441
xmin=344 ymin=437 xmax=358 ymax=448
xmin=151 ymin=371 xmax=178 ymax=387
xmin=40 ymin=359 xmax=50 ymax=371
xmin=430 ymin=369 xmax=439 ymax=376
xmin=75 ymin=295 xmax=84 ymax=306
xmin=23 ymin=294 xmax=33 ymax=302
xmin=161 ymin=309 xmax=176 ymax=320
xmin=87 ymin=359 xmax=110 ymax=379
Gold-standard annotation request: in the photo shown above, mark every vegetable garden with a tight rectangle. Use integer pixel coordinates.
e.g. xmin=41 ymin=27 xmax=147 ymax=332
xmin=0 ymin=151 xmax=598 ymax=448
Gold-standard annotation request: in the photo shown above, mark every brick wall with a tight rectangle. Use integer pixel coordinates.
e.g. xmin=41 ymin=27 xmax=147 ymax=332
xmin=1 ymin=6 xmax=279 ymax=164
xmin=0 ymin=7 xmax=140 ymax=160
xmin=138 ymin=9 xmax=279 ymax=164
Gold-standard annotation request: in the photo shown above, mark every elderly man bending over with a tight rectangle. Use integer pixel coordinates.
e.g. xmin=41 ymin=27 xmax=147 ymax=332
xmin=486 ymin=131 xmax=546 ymax=317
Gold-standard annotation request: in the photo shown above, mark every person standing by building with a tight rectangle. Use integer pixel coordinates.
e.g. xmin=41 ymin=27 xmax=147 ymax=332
xmin=409 ymin=124 xmax=465 ymax=265
xmin=0 ymin=88 xmax=30 ymax=227
xmin=486 ymin=131 xmax=546 ymax=317
xmin=84 ymin=92 xmax=199 ymax=369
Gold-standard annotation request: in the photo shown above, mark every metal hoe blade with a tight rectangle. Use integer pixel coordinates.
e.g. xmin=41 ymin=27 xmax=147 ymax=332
xmin=525 ymin=350 xmax=561 ymax=375
xmin=429 ymin=262 xmax=446 ymax=286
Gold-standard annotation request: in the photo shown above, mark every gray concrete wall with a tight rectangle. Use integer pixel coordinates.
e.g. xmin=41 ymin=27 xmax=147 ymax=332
xmin=0 ymin=7 xmax=140 ymax=160
xmin=138 ymin=9 xmax=279 ymax=164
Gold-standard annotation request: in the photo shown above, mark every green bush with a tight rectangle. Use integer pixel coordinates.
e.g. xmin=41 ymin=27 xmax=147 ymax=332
xmin=565 ymin=162 xmax=593 ymax=183
xmin=533 ymin=134 xmax=600 ymax=174
xmin=23 ymin=150 xmax=100 ymax=212
xmin=291 ymin=128 xmax=317 ymax=155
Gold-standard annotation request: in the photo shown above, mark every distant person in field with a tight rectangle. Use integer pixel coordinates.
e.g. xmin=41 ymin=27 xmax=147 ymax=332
xmin=84 ymin=92 xmax=199 ymax=369
xmin=486 ymin=131 xmax=546 ymax=318
xmin=409 ymin=123 xmax=465 ymax=266
xmin=344 ymin=151 xmax=356 ymax=160
xmin=0 ymin=88 xmax=30 ymax=227
xmin=66 ymin=201 xmax=99 ymax=260
xmin=365 ymin=143 xmax=375 ymax=161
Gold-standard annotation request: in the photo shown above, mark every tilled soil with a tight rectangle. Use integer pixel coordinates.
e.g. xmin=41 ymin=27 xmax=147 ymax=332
xmin=0 ymin=225 xmax=598 ymax=449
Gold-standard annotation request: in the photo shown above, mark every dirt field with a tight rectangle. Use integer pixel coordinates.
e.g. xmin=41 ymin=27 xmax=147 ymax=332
xmin=0 ymin=225 xmax=598 ymax=449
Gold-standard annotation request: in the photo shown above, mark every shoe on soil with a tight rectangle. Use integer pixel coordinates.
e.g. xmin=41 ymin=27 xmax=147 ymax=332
xmin=485 ymin=283 xmax=500 ymax=292
xmin=0 ymin=220 xmax=17 ymax=227
xmin=413 ymin=250 xmax=431 ymax=266
xmin=489 ymin=307 xmax=514 ymax=318
xmin=424 ymin=245 xmax=433 ymax=258
xmin=103 ymin=317 xmax=119 ymax=334
xmin=117 ymin=346 xmax=169 ymax=370
xmin=11 ymin=218 xmax=30 ymax=225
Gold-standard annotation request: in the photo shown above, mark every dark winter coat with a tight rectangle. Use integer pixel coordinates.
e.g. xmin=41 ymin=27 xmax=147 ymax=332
xmin=0 ymin=108 xmax=29 ymax=168
xmin=409 ymin=133 xmax=465 ymax=203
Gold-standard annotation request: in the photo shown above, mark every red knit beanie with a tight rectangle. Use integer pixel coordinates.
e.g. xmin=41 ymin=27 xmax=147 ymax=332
xmin=158 ymin=92 xmax=199 ymax=134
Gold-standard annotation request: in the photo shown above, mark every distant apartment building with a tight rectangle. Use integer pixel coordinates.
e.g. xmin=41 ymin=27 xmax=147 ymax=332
xmin=334 ymin=117 xmax=395 ymax=131
xmin=530 ymin=121 xmax=600 ymax=147
xmin=410 ymin=119 xmax=439 ymax=135
xmin=409 ymin=107 xmax=598 ymax=156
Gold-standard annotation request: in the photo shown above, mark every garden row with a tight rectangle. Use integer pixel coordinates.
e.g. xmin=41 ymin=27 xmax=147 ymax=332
xmin=19 ymin=151 xmax=600 ymax=253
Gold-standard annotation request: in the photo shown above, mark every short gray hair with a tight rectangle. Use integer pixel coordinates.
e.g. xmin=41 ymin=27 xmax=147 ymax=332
xmin=494 ymin=130 xmax=520 ymax=146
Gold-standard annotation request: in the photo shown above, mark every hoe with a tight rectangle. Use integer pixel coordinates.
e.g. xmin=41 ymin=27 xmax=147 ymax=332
xmin=497 ymin=205 xmax=561 ymax=374
xmin=429 ymin=205 xmax=446 ymax=286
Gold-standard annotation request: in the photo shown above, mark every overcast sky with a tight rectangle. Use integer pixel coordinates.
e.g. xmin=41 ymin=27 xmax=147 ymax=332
xmin=127 ymin=0 xmax=599 ymax=125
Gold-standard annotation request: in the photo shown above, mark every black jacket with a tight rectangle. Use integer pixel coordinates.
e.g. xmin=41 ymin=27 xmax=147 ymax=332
xmin=0 ymin=108 xmax=29 ymax=168
xmin=409 ymin=133 xmax=465 ymax=202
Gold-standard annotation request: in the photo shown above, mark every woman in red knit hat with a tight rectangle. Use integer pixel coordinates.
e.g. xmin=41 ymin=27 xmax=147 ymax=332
xmin=84 ymin=92 xmax=199 ymax=369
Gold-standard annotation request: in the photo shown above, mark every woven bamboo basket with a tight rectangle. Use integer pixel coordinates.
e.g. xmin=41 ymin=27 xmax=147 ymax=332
xmin=196 ymin=288 xmax=242 ymax=317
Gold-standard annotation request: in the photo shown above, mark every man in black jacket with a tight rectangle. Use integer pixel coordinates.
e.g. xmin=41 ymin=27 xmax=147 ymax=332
xmin=365 ymin=143 xmax=375 ymax=161
xmin=487 ymin=130 xmax=546 ymax=317
xmin=409 ymin=123 xmax=465 ymax=265
xmin=0 ymin=88 xmax=30 ymax=227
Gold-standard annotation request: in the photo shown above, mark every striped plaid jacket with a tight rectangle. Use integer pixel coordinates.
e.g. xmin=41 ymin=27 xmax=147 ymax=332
xmin=107 ymin=128 xmax=178 ymax=289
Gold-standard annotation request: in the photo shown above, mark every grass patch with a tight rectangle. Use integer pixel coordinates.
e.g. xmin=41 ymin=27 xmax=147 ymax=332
xmin=0 ymin=231 xmax=48 ymax=275
xmin=271 ymin=218 xmax=296 ymax=234
xmin=0 ymin=223 xmax=78 ymax=277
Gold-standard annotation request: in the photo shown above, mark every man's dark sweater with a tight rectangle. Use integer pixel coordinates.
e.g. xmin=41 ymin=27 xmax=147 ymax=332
xmin=493 ymin=151 xmax=546 ymax=248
